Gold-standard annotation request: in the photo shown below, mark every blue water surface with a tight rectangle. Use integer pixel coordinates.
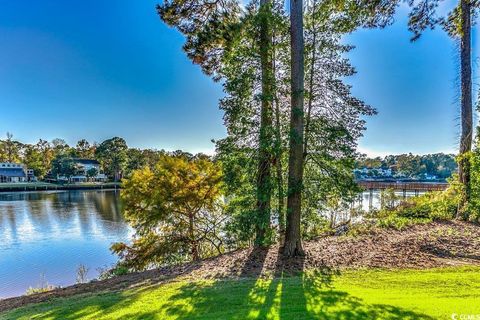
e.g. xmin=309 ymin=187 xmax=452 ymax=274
xmin=0 ymin=190 xmax=132 ymax=298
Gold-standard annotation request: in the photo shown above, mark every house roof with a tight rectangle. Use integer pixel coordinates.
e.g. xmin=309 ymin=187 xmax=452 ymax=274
xmin=72 ymin=159 xmax=100 ymax=165
xmin=0 ymin=168 xmax=26 ymax=177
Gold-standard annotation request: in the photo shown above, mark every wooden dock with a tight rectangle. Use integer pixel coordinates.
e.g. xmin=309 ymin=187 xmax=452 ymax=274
xmin=357 ymin=181 xmax=448 ymax=192
xmin=355 ymin=181 xmax=448 ymax=211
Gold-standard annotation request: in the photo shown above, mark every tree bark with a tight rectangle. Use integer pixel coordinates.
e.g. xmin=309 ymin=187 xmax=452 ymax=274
xmin=284 ymin=0 xmax=305 ymax=257
xmin=458 ymin=0 xmax=472 ymax=219
xmin=255 ymin=0 xmax=274 ymax=246
xmin=272 ymin=28 xmax=285 ymax=241
xmin=274 ymin=95 xmax=286 ymax=240
xmin=189 ymin=213 xmax=200 ymax=261
xmin=304 ymin=0 xmax=317 ymax=160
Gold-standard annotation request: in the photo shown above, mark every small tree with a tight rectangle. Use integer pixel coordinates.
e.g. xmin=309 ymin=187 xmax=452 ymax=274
xmin=4 ymin=132 xmax=21 ymax=163
xmin=36 ymin=139 xmax=54 ymax=175
xmin=51 ymin=156 xmax=77 ymax=180
xmin=95 ymin=137 xmax=128 ymax=181
xmin=76 ymin=139 xmax=96 ymax=159
xmin=51 ymin=138 xmax=71 ymax=157
xmin=86 ymin=168 xmax=98 ymax=182
xmin=112 ymin=154 xmax=224 ymax=269
xmin=23 ymin=145 xmax=48 ymax=179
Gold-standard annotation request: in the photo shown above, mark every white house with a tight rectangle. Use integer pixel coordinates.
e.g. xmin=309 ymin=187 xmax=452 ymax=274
xmin=0 ymin=163 xmax=28 ymax=183
xmin=68 ymin=159 xmax=107 ymax=183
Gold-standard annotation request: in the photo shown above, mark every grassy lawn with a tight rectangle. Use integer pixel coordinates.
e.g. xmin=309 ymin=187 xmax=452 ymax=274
xmin=0 ymin=182 xmax=55 ymax=189
xmin=0 ymin=182 xmax=120 ymax=190
xmin=2 ymin=267 xmax=479 ymax=320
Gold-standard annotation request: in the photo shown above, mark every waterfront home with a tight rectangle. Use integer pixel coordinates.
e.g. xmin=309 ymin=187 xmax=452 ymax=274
xmin=27 ymin=169 xmax=37 ymax=182
xmin=0 ymin=162 xmax=30 ymax=183
xmin=68 ymin=159 xmax=107 ymax=183
xmin=354 ymin=167 xmax=394 ymax=180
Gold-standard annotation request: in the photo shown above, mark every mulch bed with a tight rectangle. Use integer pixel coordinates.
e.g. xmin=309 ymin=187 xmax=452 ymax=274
xmin=1 ymin=220 xmax=479 ymax=313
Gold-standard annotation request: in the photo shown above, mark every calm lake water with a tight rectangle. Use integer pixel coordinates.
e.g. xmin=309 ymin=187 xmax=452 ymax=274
xmin=0 ymin=190 xmax=132 ymax=299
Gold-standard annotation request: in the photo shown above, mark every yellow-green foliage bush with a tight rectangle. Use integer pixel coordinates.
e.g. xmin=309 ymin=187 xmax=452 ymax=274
xmin=376 ymin=214 xmax=431 ymax=230
xmin=396 ymin=187 xmax=459 ymax=221
xmin=25 ymin=284 xmax=57 ymax=296
xmin=371 ymin=180 xmax=461 ymax=230
xmin=469 ymin=148 xmax=480 ymax=221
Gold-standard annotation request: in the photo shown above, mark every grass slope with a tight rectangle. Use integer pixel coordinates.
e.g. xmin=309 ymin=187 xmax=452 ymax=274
xmin=2 ymin=267 xmax=480 ymax=320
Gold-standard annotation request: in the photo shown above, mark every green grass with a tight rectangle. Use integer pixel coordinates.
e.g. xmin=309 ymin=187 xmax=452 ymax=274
xmin=0 ymin=182 xmax=120 ymax=190
xmin=2 ymin=267 xmax=480 ymax=319
xmin=0 ymin=182 xmax=55 ymax=189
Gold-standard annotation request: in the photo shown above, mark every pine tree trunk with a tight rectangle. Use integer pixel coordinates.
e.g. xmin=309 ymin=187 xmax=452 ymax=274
xmin=304 ymin=0 xmax=317 ymax=159
xmin=458 ymin=0 xmax=472 ymax=219
xmin=284 ymin=0 xmax=305 ymax=257
xmin=272 ymin=30 xmax=285 ymax=241
xmin=255 ymin=0 xmax=274 ymax=246
xmin=274 ymin=97 xmax=285 ymax=240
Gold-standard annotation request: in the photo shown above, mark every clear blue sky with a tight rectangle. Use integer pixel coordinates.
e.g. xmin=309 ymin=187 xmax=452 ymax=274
xmin=0 ymin=0 xmax=476 ymax=156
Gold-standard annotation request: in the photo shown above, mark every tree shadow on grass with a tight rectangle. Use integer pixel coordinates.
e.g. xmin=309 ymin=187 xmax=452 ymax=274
xmin=301 ymin=269 xmax=434 ymax=320
xmin=164 ymin=249 xmax=435 ymax=320
xmin=3 ymin=248 xmax=436 ymax=320
xmin=420 ymin=243 xmax=480 ymax=261
xmin=1 ymin=285 xmax=162 ymax=320
xmin=164 ymin=246 xmax=273 ymax=319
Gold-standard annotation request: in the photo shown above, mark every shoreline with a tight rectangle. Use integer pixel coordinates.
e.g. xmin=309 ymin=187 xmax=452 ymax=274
xmin=0 ymin=183 xmax=121 ymax=193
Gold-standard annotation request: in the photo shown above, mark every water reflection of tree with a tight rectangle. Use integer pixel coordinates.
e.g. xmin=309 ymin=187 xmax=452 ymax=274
xmin=92 ymin=191 xmax=130 ymax=239
xmin=25 ymin=195 xmax=52 ymax=233
xmin=0 ymin=190 xmax=128 ymax=244
xmin=63 ymin=191 xmax=126 ymax=238
xmin=91 ymin=191 xmax=123 ymax=223
xmin=0 ymin=192 xmax=43 ymax=202
xmin=0 ymin=204 xmax=19 ymax=245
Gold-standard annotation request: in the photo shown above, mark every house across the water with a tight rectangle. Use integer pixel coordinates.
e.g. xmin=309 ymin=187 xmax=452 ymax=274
xmin=0 ymin=162 xmax=35 ymax=183
xmin=68 ymin=159 xmax=108 ymax=183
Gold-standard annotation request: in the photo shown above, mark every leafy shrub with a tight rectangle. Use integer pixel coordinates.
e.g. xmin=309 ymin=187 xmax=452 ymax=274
xmin=377 ymin=215 xmax=431 ymax=230
xmin=363 ymin=180 xmax=461 ymax=231
xmin=346 ymin=220 xmax=376 ymax=236
xmin=26 ymin=285 xmax=57 ymax=295
xmin=25 ymin=273 xmax=58 ymax=295
xmin=386 ymin=181 xmax=459 ymax=220
xmin=76 ymin=264 xmax=89 ymax=284
xmin=468 ymin=147 xmax=480 ymax=221
xmin=380 ymin=189 xmax=400 ymax=211
xmin=97 ymin=264 xmax=130 ymax=281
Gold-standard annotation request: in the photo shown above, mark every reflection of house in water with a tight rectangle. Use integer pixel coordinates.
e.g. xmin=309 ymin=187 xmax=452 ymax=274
xmin=0 ymin=163 xmax=36 ymax=183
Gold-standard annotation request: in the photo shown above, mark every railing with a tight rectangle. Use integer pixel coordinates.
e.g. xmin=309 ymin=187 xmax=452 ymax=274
xmin=357 ymin=181 xmax=448 ymax=192
xmin=353 ymin=180 xmax=449 ymax=211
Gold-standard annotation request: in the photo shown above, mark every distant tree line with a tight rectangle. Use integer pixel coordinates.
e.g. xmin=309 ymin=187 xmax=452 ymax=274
xmin=355 ymin=153 xmax=458 ymax=180
xmin=0 ymin=133 xmax=193 ymax=182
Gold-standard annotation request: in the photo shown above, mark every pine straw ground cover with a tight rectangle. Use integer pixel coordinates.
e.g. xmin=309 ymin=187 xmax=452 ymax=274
xmin=1 ymin=220 xmax=480 ymax=319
